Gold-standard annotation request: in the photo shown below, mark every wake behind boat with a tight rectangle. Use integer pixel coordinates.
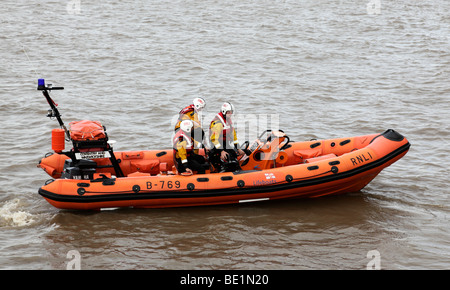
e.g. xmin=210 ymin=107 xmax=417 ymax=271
xmin=36 ymin=79 xmax=410 ymax=210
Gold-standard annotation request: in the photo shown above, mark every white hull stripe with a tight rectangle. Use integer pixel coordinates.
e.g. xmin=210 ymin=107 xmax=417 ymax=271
xmin=239 ymin=198 xmax=270 ymax=203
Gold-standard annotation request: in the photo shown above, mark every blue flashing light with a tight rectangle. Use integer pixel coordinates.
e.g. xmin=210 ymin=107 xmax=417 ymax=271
xmin=37 ymin=78 xmax=46 ymax=90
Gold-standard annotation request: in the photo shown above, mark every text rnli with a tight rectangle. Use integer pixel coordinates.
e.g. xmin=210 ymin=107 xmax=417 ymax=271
xmin=350 ymin=151 xmax=373 ymax=166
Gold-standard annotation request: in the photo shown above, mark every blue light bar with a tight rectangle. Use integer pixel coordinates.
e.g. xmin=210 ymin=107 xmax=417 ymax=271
xmin=37 ymin=78 xmax=45 ymax=90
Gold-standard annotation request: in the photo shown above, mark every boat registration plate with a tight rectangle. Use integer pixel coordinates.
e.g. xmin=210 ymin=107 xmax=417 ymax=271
xmin=75 ymin=151 xmax=111 ymax=160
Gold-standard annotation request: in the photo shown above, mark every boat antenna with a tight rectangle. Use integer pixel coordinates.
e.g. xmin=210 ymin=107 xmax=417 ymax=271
xmin=37 ymin=78 xmax=70 ymax=140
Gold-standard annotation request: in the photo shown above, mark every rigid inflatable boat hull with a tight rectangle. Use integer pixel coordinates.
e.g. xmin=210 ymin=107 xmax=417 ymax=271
xmin=38 ymin=130 xmax=410 ymax=210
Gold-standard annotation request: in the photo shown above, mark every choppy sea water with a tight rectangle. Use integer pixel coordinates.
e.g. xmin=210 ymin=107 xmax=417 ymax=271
xmin=0 ymin=0 xmax=449 ymax=270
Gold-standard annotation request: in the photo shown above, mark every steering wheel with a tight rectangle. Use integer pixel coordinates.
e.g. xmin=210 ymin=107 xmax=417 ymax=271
xmin=240 ymin=141 xmax=252 ymax=156
xmin=240 ymin=141 xmax=249 ymax=150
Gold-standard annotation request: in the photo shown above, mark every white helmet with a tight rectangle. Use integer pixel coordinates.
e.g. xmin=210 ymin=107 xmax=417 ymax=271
xmin=180 ymin=120 xmax=194 ymax=133
xmin=221 ymin=102 xmax=234 ymax=115
xmin=193 ymin=97 xmax=206 ymax=111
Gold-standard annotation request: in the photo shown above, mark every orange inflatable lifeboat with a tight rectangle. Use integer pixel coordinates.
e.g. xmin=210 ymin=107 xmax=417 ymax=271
xmin=38 ymin=128 xmax=410 ymax=210
xmin=36 ymin=79 xmax=410 ymax=210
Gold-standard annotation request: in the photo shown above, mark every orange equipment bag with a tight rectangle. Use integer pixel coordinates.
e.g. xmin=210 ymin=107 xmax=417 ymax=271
xmin=69 ymin=120 xmax=106 ymax=141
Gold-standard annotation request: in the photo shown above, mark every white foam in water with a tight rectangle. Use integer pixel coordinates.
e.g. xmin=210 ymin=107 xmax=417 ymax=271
xmin=0 ymin=199 xmax=35 ymax=227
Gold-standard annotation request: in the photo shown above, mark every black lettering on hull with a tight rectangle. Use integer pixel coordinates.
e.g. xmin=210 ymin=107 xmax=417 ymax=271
xmin=350 ymin=152 xmax=374 ymax=166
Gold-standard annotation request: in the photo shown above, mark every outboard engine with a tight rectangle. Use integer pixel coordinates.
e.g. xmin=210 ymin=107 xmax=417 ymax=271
xmin=61 ymin=159 xmax=97 ymax=180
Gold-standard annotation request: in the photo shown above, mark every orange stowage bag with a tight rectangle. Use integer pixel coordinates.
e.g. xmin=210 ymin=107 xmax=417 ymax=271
xmin=69 ymin=120 xmax=106 ymax=141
